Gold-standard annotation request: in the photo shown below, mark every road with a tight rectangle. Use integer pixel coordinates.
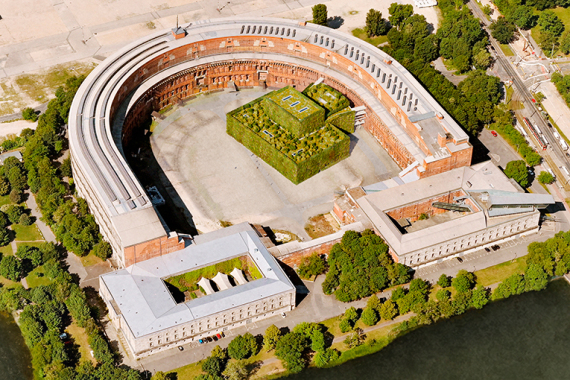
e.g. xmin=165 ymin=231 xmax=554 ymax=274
xmin=468 ymin=0 xmax=570 ymax=185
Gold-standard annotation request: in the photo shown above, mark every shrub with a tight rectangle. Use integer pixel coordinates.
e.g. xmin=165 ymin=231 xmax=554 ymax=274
xmin=297 ymin=254 xmax=326 ymax=279
xmin=538 ymin=171 xmax=555 ymax=185
xmin=9 ymin=189 xmax=23 ymax=204
xmin=93 ymin=240 xmax=112 ymax=260
xmin=437 ymin=274 xmax=451 ymax=288
xmin=504 ymin=160 xmax=529 ymax=188
xmin=19 ymin=213 xmax=32 ymax=226
xmin=22 ymin=107 xmax=38 ymax=122
xmin=361 ymin=305 xmax=379 ymax=326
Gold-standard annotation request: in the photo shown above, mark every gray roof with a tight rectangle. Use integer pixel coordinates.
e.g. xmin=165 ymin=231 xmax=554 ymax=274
xmin=356 ymin=161 xmax=550 ymax=255
xmin=69 ymin=16 xmax=471 ymax=251
xmin=100 ymin=224 xmax=294 ymax=338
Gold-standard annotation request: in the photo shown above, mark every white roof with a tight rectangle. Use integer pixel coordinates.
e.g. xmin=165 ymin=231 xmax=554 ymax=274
xmin=231 ymin=268 xmax=248 ymax=285
xmin=198 ymin=278 xmax=215 ymax=295
xmin=100 ymin=223 xmax=294 ymax=338
xmin=212 ymin=272 xmax=233 ymax=291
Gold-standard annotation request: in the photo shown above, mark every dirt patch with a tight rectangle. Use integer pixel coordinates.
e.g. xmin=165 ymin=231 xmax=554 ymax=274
xmin=304 ymin=213 xmax=339 ymax=239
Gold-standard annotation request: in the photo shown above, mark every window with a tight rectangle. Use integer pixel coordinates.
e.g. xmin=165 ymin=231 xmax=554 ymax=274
xmin=150 ymin=342 xmax=153 ymax=347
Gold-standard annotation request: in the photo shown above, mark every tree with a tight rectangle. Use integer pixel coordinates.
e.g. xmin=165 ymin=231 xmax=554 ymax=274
xmin=490 ymin=17 xmax=517 ymax=44
xmin=388 ymin=3 xmax=413 ymax=29
xmin=339 ymin=318 xmax=352 ymax=333
xmin=223 ymin=360 xmax=249 ymax=380
xmin=367 ymin=294 xmax=381 ymax=312
xmin=297 ymin=253 xmax=326 ymax=279
xmin=525 ymin=263 xmax=549 ymax=291
xmin=151 ymin=372 xmax=167 ymax=380
xmin=379 ymin=299 xmax=398 ymax=320
xmin=0 ymin=256 xmax=23 ymax=281
xmin=0 ymin=177 xmax=9 ymax=196
xmin=539 ymin=10 xmax=564 ymax=36
xmin=60 ymin=157 xmax=72 ymax=178
xmin=202 ymin=356 xmax=223 ymax=377
xmin=8 ymin=166 xmax=27 ymax=191
xmin=504 ymin=160 xmax=530 ymax=188
xmin=0 ymin=228 xmax=10 ymax=247
xmin=471 ymin=286 xmax=489 ymax=309
xmin=22 ymin=107 xmax=38 ymax=122
xmin=560 ymin=31 xmax=570 ymax=54
xmin=19 ymin=213 xmax=32 ymax=226
xmin=9 ymin=189 xmax=23 ymax=204
xmin=6 ymin=205 xmax=23 ymax=225
xmin=414 ymin=34 xmax=439 ymax=62
xmin=436 ymin=289 xmax=451 ymax=302
xmin=312 ymin=4 xmax=328 ymax=26
xmin=263 ymin=324 xmax=281 ymax=351
xmin=343 ymin=328 xmax=365 ymax=348
xmin=365 ymin=9 xmax=389 ymax=37
xmin=473 ymin=48 xmax=492 ymax=70
xmin=409 ymin=278 xmax=430 ymax=296
xmin=227 ymin=333 xmax=257 ymax=360
xmin=508 ymin=5 xmax=535 ymax=29
xmin=275 ymin=332 xmax=308 ymax=373
xmin=538 ymin=171 xmax=555 ymax=184
xmin=361 ymin=305 xmax=379 ymax=326
xmin=93 ymin=240 xmax=112 ymax=260
xmin=210 ymin=345 xmax=227 ymax=361
xmin=452 ymin=270 xmax=476 ymax=293
xmin=437 ymin=274 xmax=451 ymax=288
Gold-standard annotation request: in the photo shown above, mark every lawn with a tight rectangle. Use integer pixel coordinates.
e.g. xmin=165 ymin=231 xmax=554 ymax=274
xmin=531 ymin=7 xmax=570 ymax=57
xmin=66 ymin=320 xmax=96 ymax=364
xmin=0 ymin=195 xmax=11 ymax=208
xmin=13 ymin=224 xmax=44 ymax=242
xmin=351 ymin=28 xmax=389 ymax=47
xmin=168 ymin=359 xmax=205 ymax=379
xmin=0 ymin=244 xmax=13 ymax=257
xmin=475 ymin=255 xmax=527 ymax=287
xmin=80 ymin=253 xmax=104 ymax=267
xmin=26 ymin=265 xmax=53 ymax=288
xmin=499 ymin=44 xmax=514 ymax=57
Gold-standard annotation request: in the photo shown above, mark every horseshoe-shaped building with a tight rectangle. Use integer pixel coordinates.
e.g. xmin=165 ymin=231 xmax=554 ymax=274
xmin=69 ymin=17 xmax=473 ymax=268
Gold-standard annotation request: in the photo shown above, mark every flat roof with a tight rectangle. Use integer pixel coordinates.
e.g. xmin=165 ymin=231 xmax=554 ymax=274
xmin=100 ymin=223 xmax=295 ymax=338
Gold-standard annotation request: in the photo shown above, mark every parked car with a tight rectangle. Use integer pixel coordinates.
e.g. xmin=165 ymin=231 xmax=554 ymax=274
xmin=212 ymin=335 xmax=218 ymax=341
xmin=491 ymin=130 xmax=498 ymax=137
xmin=178 ymin=346 xmax=184 ymax=351
xmin=199 ymin=339 xmax=204 ymax=344
xmin=485 ymin=247 xmax=491 ymax=252
xmin=216 ymin=333 xmax=222 ymax=339
xmin=456 ymin=257 xmax=463 ymax=263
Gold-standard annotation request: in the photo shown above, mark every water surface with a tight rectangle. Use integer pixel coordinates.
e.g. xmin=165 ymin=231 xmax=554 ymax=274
xmin=0 ymin=312 xmax=32 ymax=380
xmin=289 ymin=279 xmax=570 ymax=380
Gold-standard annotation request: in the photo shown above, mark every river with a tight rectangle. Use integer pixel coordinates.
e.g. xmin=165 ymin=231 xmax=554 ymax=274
xmin=288 ymin=279 xmax=570 ymax=380
xmin=0 ymin=312 xmax=32 ymax=380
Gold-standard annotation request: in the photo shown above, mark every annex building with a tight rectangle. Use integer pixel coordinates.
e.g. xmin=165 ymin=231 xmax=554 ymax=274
xmin=69 ymin=16 xmax=473 ymax=268
xmin=334 ymin=161 xmax=555 ymax=267
xmin=99 ymin=223 xmax=296 ymax=357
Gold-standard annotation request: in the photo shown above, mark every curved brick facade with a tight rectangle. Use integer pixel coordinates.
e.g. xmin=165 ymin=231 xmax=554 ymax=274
xmin=69 ymin=17 xmax=473 ymax=267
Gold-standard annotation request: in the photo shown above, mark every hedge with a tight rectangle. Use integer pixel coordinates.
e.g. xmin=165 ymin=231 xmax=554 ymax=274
xmin=303 ymin=83 xmax=351 ymax=117
xmin=262 ymin=87 xmax=325 ymax=137
xmin=327 ymin=107 xmax=356 ymax=134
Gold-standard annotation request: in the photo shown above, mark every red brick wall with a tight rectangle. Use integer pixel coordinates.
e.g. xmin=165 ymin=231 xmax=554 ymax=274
xmin=386 ymin=190 xmax=466 ymax=221
xmin=124 ymin=235 xmax=185 ymax=267
xmin=275 ymin=238 xmax=342 ymax=268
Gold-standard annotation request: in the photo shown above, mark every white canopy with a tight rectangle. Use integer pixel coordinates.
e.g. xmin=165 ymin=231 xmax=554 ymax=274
xmin=212 ymin=272 xmax=233 ymax=291
xmin=230 ymin=268 xmax=248 ymax=285
xmin=197 ymin=277 xmax=215 ymax=295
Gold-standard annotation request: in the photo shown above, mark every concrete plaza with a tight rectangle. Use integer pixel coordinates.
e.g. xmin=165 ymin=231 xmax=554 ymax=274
xmin=150 ymin=89 xmax=401 ymax=238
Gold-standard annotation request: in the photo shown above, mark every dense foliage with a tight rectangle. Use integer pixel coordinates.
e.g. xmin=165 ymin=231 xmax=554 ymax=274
xmin=297 ymin=253 xmax=327 ymax=279
xmin=322 ymin=230 xmax=410 ymax=302
xmin=365 ymin=9 xmax=390 ymax=37
xmin=312 ymin=4 xmax=328 ymax=26
xmin=504 ymin=160 xmax=530 ymax=188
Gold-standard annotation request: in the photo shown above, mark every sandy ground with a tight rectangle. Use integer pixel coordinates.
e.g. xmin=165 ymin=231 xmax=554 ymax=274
xmin=150 ymin=89 xmax=401 ymax=237
xmin=0 ymin=120 xmax=36 ymax=139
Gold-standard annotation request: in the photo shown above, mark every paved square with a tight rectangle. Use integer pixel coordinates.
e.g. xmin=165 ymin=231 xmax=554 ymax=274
xmin=151 ymin=89 xmax=401 ymax=238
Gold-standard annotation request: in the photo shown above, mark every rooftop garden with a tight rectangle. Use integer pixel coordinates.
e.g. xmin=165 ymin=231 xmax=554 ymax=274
xmin=303 ymin=83 xmax=350 ymax=116
xmin=227 ymin=84 xmax=354 ymax=184
xmin=164 ymin=255 xmax=263 ymax=302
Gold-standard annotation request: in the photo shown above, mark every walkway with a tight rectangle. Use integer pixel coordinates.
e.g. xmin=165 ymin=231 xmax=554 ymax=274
xmin=25 ymin=190 xmax=55 ymax=242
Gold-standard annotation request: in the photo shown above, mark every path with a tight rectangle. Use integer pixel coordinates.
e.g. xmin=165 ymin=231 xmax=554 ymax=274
xmin=25 ymin=190 xmax=55 ymax=242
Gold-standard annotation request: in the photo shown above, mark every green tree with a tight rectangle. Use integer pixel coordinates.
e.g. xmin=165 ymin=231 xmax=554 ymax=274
xmin=361 ymin=304 xmax=379 ymax=326
xmin=343 ymin=328 xmax=365 ymax=348
xmin=473 ymin=48 xmax=492 ymax=70
xmin=210 ymin=345 xmax=227 ymax=361
xmin=312 ymin=4 xmax=328 ymax=26
xmin=436 ymin=289 xmax=451 ymax=302
xmin=339 ymin=319 xmax=352 ymax=333
xmin=22 ymin=108 xmax=38 ymax=122
xmin=538 ymin=171 xmax=555 ymax=184
xmin=151 ymin=371 xmax=167 ymax=380
xmin=388 ymin=3 xmax=413 ymax=29
xmin=490 ymin=17 xmax=517 ymax=44
xmin=525 ymin=263 xmax=549 ymax=291
xmin=8 ymin=166 xmax=27 ymax=191
xmin=222 ymin=360 xmax=249 ymax=380
xmin=414 ymin=34 xmax=439 ymax=62
xmin=471 ymin=286 xmax=490 ymax=309
xmin=504 ymin=160 xmax=529 ymax=188
xmin=539 ymin=10 xmax=564 ymax=36
xmin=202 ymin=356 xmax=223 ymax=377
xmin=367 ymin=294 xmax=381 ymax=312
xmin=297 ymin=253 xmax=326 ymax=279
xmin=560 ymin=31 xmax=570 ymax=54
xmin=19 ymin=213 xmax=32 ymax=226
xmin=508 ymin=5 xmax=534 ymax=29
xmin=6 ymin=205 xmax=23 ymax=225
xmin=0 ymin=228 xmax=10 ymax=247
xmin=275 ymin=332 xmax=308 ymax=373
xmin=9 ymin=189 xmax=23 ymax=204
xmin=437 ymin=274 xmax=451 ymax=288
xmin=93 ymin=240 xmax=112 ymax=260
xmin=228 ymin=334 xmax=256 ymax=360
xmin=0 ymin=256 xmax=23 ymax=281
xmin=365 ymin=9 xmax=389 ymax=37
xmin=452 ymin=270 xmax=476 ymax=293
xmin=60 ymin=157 xmax=72 ymax=178
xmin=0 ymin=177 xmax=10 ymax=196
xmin=263 ymin=324 xmax=281 ymax=351
xmin=379 ymin=299 xmax=398 ymax=320
xmin=409 ymin=278 xmax=430 ymax=296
